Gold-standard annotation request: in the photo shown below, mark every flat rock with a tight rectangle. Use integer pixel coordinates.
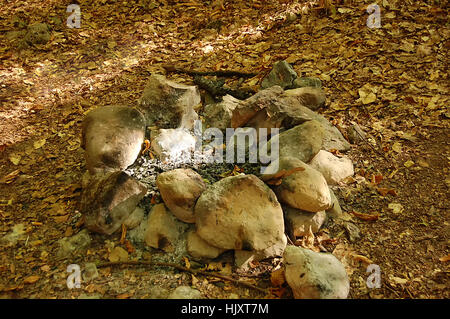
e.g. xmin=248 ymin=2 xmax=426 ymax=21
xmin=145 ymin=204 xmax=187 ymax=252
xmin=81 ymin=105 xmax=146 ymax=174
xmin=186 ymin=230 xmax=226 ymax=260
xmin=195 ymin=174 xmax=285 ymax=251
xmin=284 ymin=245 xmax=350 ymax=299
xmin=81 ymin=171 xmax=147 ymax=235
xmin=156 ymin=169 xmax=206 ymax=223
xmin=284 ymin=207 xmax=326 ymax=237
xmin=138 ymin=74 xmax=200 ymax=129
xmin=228 ymin=87 xmax=350 ymax=152
xmin=263 ymin=157 xmax=331 ymax=212
xmin=309 ymin=150 xmax=354 ymax=185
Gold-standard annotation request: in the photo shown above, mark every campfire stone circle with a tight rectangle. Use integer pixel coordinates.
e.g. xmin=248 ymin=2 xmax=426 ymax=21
xmin=80 ymin=62 xmax=355 ymax=298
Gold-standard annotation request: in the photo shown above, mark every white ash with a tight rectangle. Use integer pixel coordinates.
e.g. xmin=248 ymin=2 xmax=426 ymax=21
xmin=125 ymin=151 xmax=217 ymax=198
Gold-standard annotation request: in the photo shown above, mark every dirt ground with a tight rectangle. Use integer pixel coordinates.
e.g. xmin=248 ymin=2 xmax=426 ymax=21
xmin=0 ymin=0 xmax=448 ymax=299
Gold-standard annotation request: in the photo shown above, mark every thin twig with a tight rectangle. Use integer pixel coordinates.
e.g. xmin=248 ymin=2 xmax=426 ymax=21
xmin=96 ymin=260 xmax=268 ymax=294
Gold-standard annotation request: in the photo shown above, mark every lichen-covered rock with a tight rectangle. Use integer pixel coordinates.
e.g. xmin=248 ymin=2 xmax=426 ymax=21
xmin=138 ymin=74 xmax=200 ymax=129
xmin=24 ymin=23 xmax=50 ymax=45
xmin=263 ymin=157 xmax=331 ymax=212
xmin=81 ymin=105 xmax=146 ymax=174
xmin=195 ymin=175 xmax=285 ymax=251
xmin=284 ymin=245 xmax=350 ymax=299
xmin=261 ymin=60 xmax=298 ymax=89
xmin=81 ymin=171 xmax=147 ymax=235
xmin=156 ymin=169 xmax=206 ymax=223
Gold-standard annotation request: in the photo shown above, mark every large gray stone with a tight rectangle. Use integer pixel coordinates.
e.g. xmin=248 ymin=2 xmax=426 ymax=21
xmin=261 ymin=120 xmax=324 ymax=164
xmin=307 ymin=113 xmax=351 ymax=151
xmin=81 ymin=105 xmax=146 ymax=174
xmin=195 ymin=175 xmax=285 ymax=252
xmin=138 ymin=74 xmax=200 ymax=129
xmin=262 ymin=157 xmax=331 ymax=212
xmin=230 ymin=86 xmax=312 ymax=130
xmin=81 ymin=171 xmax=147 ymax=235
xmin=284 ymin=245 xmax=350 ymax=299
xmin=261 ymin=61 xmax=298 ymax=89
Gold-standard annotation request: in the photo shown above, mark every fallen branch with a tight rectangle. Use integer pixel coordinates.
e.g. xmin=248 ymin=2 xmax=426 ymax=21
xmin=96 ymin=260 xmax=268 ymax=294
xmin=163 ymin=65 xmax=257 ymax=78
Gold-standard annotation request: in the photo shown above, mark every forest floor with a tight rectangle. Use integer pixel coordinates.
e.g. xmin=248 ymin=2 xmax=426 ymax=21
xmin=0 ymin=0 xmax=448 ymax=299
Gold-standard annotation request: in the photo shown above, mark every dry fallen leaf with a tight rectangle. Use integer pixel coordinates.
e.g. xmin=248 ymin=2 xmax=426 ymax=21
xmin=33 ymin=138 xmax=46 ymax=149
xmin=439 ymin=254 xmax=450 ymax=262
xmin=350 ymin=210 xmax=379 ymax=221
xmin=262 ymin=167 xmax=305 ymax=185
xmin=23 ymin=275 xmax=40 ymax=284
xmin=269 ymin=287 xmax=286 ymax=298
xmin=377 ymin=187 xmax=397 ymax=196
xmin=270 ymin=268 xmax=286 ymax=287
xmin=1 ymin=169 xmax=20 ymax=184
